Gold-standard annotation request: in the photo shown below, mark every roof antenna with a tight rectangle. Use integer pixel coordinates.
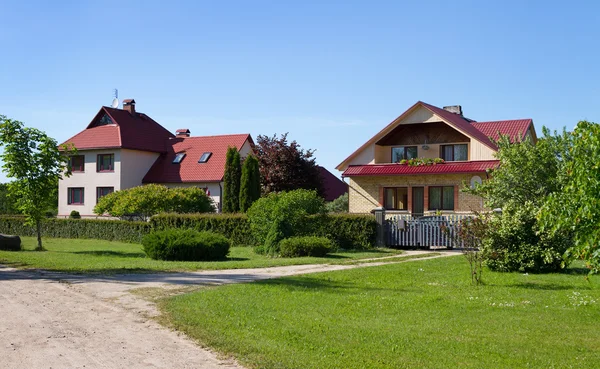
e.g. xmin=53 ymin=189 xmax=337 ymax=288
xmin=111 ymin=89 xmax=119 ymax=108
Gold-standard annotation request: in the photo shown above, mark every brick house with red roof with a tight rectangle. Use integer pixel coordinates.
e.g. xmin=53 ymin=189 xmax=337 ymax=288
xmin=59 ymin=99 xmax=254 ymax=217
xmin=336 ymin=101 xmax=536 ymax=215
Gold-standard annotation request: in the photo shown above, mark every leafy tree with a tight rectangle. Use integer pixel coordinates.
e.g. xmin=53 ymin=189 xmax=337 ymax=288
xmin=222 ymin=147 xmax=241 ymax=213
xmin=466 ymin=128 xmax=572 ymax=272
xmin=255 ymin=133 xmax=323 ymax=196
xmin=239 ymin=154 xmax=261 ymax=212
xmin=0 ymin=183 xmax=18 ymax=214
xmin=94 ymin=184 xmax=214 ymax=220
xmin=326 ymin=193 xmax=349 ymax=213
xmin=540 ymin=121 xmax=600 ymax=273
xmin=0 ymin=115 xmax=74 ymax=250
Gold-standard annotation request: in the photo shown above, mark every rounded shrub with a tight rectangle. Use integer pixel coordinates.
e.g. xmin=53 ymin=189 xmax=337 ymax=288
xmin=69 ymin=210 xmax=81 ymax=219
xmin=279 ymin=236 xmax=334 ymax=258
xmin=142 ymin=229 xmax=230 ymax=261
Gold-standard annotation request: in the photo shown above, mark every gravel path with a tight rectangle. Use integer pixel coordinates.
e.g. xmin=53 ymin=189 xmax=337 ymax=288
xmin=0 ymin=250 xmax=459 ymax=369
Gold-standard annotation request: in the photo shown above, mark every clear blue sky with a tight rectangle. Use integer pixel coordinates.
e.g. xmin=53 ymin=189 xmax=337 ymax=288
xmin=1 ymin=0 xmax=599 ymax=183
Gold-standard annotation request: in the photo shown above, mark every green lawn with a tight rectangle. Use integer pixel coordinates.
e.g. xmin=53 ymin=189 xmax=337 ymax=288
xmin=0 ymin=237 xmax=402 ymax=273
xmin=161 ymin=256 xmax=600 ymax=369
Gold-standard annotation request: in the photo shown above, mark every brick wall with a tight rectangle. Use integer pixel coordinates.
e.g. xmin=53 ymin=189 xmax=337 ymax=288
xmin=348 ymin=174 xmax=485 ymax=214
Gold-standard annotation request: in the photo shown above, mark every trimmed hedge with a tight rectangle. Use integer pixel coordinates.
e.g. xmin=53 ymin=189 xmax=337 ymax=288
xmin=279 ymin=236 xmax=333 ymax=257
xmin=305 ymin=214 xmax=377 ymax=250
xmin=0 ymin=216 xmax=150 ymax=243
xmin=142 ymin=229 xmax=230 ymax=261
xmin=0 ymin=213 xmax=377 ymax=249
xmin=150 ymin=213 xmax=253 ymax=245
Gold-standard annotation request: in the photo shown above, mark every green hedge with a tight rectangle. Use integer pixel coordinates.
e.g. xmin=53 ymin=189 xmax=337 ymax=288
xmin=0 ymin=216 xmax=150 ymax=243
xmin=150 ymin=213 xmax=254 ymax=245
xmin=279 ymin=236 xmax=333 ymax=257
xmin=0 ymin=213 xmax=376 ymax=249
xmin=305 ymin=214 xmax=377 ymax=250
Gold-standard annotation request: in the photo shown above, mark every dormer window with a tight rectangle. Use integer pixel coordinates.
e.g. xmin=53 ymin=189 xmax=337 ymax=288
xmin=173 ymin=152 xmax=186 ymax=164
xmin=198 ymin=152 xmax=212 ymax=163
xmin=98 ymin=114 xmax=113 ymax=126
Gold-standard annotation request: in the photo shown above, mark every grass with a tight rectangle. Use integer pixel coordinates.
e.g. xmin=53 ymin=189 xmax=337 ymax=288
xmin=0 ymin=237 xmax=402 ymax=273
xmin=160 ymin=256 xmax=600 ymax=369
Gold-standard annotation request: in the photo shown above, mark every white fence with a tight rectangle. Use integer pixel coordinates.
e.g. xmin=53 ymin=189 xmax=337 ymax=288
xmin=385 ymin=214 xmax=472 ymax=248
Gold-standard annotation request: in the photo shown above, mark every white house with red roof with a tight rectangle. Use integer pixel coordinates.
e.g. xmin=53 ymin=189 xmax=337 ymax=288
xmin=336 ymin=101 xmax=536 ymax=215
xmin=59 ymin=99 xmax=253 ymax=217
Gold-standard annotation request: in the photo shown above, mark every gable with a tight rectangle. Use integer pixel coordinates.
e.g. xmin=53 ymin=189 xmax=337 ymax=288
xmin=336 ymin=102 xmax=498 ymax=170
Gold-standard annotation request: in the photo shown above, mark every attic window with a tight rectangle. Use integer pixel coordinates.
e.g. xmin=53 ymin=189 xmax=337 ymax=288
xmin=173 ymin=152 xmax=186 ymax=164
xmin=98 ymin=114 xmax=113 ymax=126
xmin=198 ymin=152 xmax=212 ymax=163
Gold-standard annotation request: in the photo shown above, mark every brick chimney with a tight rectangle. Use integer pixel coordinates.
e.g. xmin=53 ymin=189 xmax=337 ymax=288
xmin=123 ymin=99 xmax=136 ymax=115
xmin=176 ymin=128 xmax=191 ymax=138
xmin=443 ymin=105 xmax=462 ymax=116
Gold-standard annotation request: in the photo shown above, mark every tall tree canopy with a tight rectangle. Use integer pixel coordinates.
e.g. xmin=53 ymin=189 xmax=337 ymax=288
xmin=0 ymin=115 xmax=74 ymax=250
xmin=466 ymin=128 xmax=572 ymax=272
xmin=0 ymin=183 xmax=18 ymax=214
xmin=222 ymin=147 xmax=241 ymax=213
xmin=239 ymin=154 xmax=261 ymax=212
xmin=255 ymin=133 xmax=323 ymax=196
xmin=540 ymin=121 xmax=600 ymax=273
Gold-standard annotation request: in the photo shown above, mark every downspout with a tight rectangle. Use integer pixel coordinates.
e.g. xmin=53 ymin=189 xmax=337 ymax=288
xmin=342 ymin=175 xmax=349 ymax=211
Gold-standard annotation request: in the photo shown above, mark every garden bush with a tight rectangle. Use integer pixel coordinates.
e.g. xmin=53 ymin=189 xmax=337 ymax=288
xmin=279 ymin=236 xmax=333 ymax=257
xmin=150 ymin=213 xmax=253 ymax=245
xmin=306 ymin=214 xmax=376 ymax=250
xmin=0 ymin=216 xmax=150 ymax=243
xmin=69 ymin=210 xmax=81 ymax=219
xmin=247 ymin=189 xmax=326 ymax=255
xmin=481 ymin=204 xmax=570 ymax=273
xmin=142 ymin=229 xmax=230 ymax=261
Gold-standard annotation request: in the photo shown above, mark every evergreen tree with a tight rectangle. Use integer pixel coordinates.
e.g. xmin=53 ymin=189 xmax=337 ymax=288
xmin=222 ymin=147 xmax=241 ymax=212
xmin=239 ymin=154 xmax=261 ymax=212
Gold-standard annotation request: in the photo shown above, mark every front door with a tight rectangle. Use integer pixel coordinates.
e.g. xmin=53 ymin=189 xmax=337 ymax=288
xmin=412 ymin=187 xmax=424 ymax=216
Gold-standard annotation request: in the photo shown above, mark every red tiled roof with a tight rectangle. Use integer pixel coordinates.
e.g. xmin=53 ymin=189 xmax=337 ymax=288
xmin=318 ymin=166 xmax=348 ymax=201
xmin=61 ymin=107 xmax=175 ymax=153
xmin=143 ymin=134 xmax=252 ymax=183
xmin=471 ymin=119 xmax=532 ymax=142
xmin=342 ymin=160 xmax=499 ymax=177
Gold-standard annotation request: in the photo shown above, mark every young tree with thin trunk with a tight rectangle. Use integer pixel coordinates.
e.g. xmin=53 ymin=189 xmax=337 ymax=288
xmin=0 ymin=115 xmax=74 ymax=250
xmin=222 ymin=147 xmax=241 ymax=213
xmin=239 ymin=154 xmax=261 ymax=212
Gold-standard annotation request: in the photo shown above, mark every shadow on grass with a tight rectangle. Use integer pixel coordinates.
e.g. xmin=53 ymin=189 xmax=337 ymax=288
xmin=70 ymin=250 xmax=145 ymax=258
xmin=509 ymin=282 xmax=588 ymax=291
xmin=255 ymin=275 xmax=408 ymax=294
xmin=562 ymin=267 xmax=591 ymax=276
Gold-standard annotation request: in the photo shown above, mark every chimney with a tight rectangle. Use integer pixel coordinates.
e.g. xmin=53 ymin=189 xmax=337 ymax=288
xmin=176 ymin=128 xmax=191 ymax=138
xmin=443 ymin=105 xmax=463 ymax=116
xmin=123 ymin=99 xmax=136 ymax=115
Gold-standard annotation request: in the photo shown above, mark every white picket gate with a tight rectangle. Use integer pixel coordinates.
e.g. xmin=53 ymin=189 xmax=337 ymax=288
xmin=385 ymin=214 xmax=471 ymax=248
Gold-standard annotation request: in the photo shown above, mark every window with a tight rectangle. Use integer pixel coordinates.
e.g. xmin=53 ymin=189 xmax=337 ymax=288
xmin=440 ymin=144 xmax=468 ymax=161
xmin=98 ymin=114 xmax=113 ymax=126
xmin=67 ymin=187 xmax=84 ymax=205
xmin=198 ymin=152 xmax=212 ymax=163
xmin=383 ymin=187 xmax=408 ymax=210
xmin=97 ymin=154 xmax=114 ymax=172
xmin=69 ymin=155 xmax=85 ymax=172
xmin=428 ymin=186 xmax=454 ymax=210
xmin=96 ymin=187 xmax=114 ymax=203
xmin=392 ymin=146 xmax=418 ymax=163
xmin=173 ymin=152 xmax=186 ymax=164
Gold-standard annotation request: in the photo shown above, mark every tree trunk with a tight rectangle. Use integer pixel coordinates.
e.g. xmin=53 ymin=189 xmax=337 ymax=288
xmin=35 ymin=219 xmax=44 ymax=251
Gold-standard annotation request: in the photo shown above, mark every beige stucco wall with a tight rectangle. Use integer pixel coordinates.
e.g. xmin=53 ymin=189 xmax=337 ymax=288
xmin=120 ymin=149 xmax=160 ymax=189
xmin=348 ymin=174 xmax=485 ymax=214
xmin=59 ymin=149 xmax=122 ymax=217
xmin=470 ymin=140 xmax=497 ymax=160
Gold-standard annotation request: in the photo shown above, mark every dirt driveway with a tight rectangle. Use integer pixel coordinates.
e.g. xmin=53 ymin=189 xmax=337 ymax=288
xmin=0 ymin=251 xmax=458 ymax=369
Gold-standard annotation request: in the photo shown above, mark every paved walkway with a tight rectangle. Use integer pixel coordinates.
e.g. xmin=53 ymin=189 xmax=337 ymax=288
xmin=0 ymin=250 xmax=459 ymax=369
